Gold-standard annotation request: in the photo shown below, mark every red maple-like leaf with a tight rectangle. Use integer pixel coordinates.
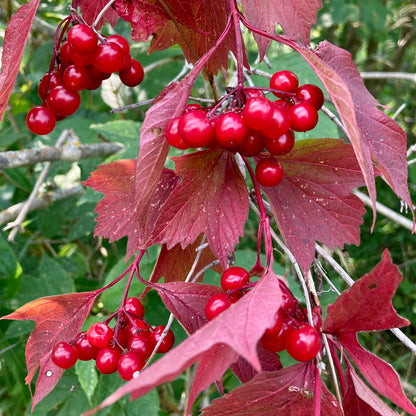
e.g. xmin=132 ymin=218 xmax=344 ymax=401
xmin=343 ymin=366 xmax=400 ymax=416
xmin=154 ymin=150 xmax=249 ymax=268
xmin=201 ymin=363 xmax=342 ymax=416
xmin=83 ymin=269 xmax=283 ymax=416
xmin=240 ymin=0 xmax=321 ymax=58
xmin=337 ymin=333 xmax=416 ymax=415
xmin=0 ymin=0 xmax=41 ymax=122
xmin=262 ymin=138 xmax=366 ymax=274
xmin=77 ymin=0 xmax=119 ymax=29
xmin=281 ymin=40 xmax=413 ymax=220
xmin=323 ymin=250 xmax=410 ymax=333
xmin=83 ymin=159 xmax=179 ymax=254
xmin=149 ymin=235 xmax=223 ymax=284
xmin=0 ymin=290 xmax=102 ymax=410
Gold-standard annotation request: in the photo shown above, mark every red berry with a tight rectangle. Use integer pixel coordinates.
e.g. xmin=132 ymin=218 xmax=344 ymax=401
xmin=67 ymin=24 xmax=98 ymax=55
xmin=87 ymin=65 xmax=111 ymax=81
xmin=260 ymin=322 xmax=288 ymax=353
xmin=93 ymin=43 xmax=125 ymax=74
xmin=125 ymin=297 xmax=145 ymax=318
xmin=205 ymin=293 xmax=232 ymax=321
xmin=68 ymin=44 xmax=94 ymax=66
xmin=264 ymin=129 xmax=295 ymax=155
xmin=184 ymin=103 xmax=203 ymax=112
xmin=270 ymin=70 xmax=299 ymax=98
xmin=263 ymin=310 xmax=283 ymax=339
xmin=214 ymin=112 xmax=247 ymax=148
xmin=285 ymin=324 xmax=321 ymax=361
xmin=165 ymin=117 xmax=189 ymax=150
xmin=51 ymin=341 xmax=78 ymax=369
xmin=244 ymin=88 xmax=265 ymax=98
xmin=242 ymin=97 xmax=273 ymax=130
xmin=46 ymin=86 xmax=80 ymax=117
xmin=119 ymin=59 xmax=144 ymax=87
xmin=59 ymin=41 xmax=73 ymax=68
xmin=128 ymin=334 xmax=155 ymax=359
xmin=63 ymin=64 xmax=91 ymax=91
xmin=220 ymin=266 xmax=250 ymax=291
xmin=290 ymin=102 xmax=319 ymax=132
xmin=255 ymin=157 xmax=284 ymax=187
xmin=117 ymin=352 xmax=145 ymax=380
xmin=260 ymin=105 xmax=291 ymax=139
xmin=125 ymin=319 xmax=149 ymax=338
xmin=296 ymin=84 xmax=324 ymax=110
xmin=26 ymin=106 xmax=56 ymax=135
xmin=149 ymin=326 xmax=175 ymax=353
xmin=106 ymin=34 xmax=130 ymax=56
xmin=236 ymin=129 xmax=264 ymax=157
xmin=114 ymin=327 xmax=129 ymax=348
xmin=95 ymin=347 xmax=122 ymax=374
xmin=73 ymin=332 xmax=99 ymax=361
xmin=178 ymin=110 xmax=214 ymax=148
xmin=87 ymin=322 xmax=113 ymax=349
xmin=38 ymin=71 xmax=63 ymax=100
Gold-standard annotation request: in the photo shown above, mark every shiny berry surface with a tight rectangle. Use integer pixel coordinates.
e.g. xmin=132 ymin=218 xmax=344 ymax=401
xmin=290 ymin=102 xmax=319 ymax=132
xmin=128 ymin=334 xmax=155 ymax=359
xmin=95 ymin=347 xmax=121 ymax=374
xmin=242 ymin=97 xmax=273 ymax=130
xmin=264 ymin=129 xmax=295 ymax=155
xmin=150 ymin=326 xmax=175 ymax=353
xmin=260 ymin=106 xmax=291 ymax=139
xmin=87 ymin=322 xmax=113 ymax=349
xmin=117 ymin=352 xmax=145 ymax=381
xmin=46 ymin=86 xmax=80 ymax=117
xmin=73 ymin=332 xmax=99 ymax=361
xmin=51 ymin=341 xmax=78 ymax=369
xmin=125 ymin=297 xmax=145 ymax=318
xmin=165 ymin=117 xmax=189 ymax=149
xmin=214 ymin=112 xmax=247 ymax=148
xmin=93 ymin=43 xmax=125 ymax=73
xmin=178 ymin=110 xmax=214 ymax=148
xmin=119 ymin=59 xmax=144 ymax=87
xmin=38 ymin=71 xmax=63 ymax=100
xmin=255 ymin=157 xmax=284 ymax=187
xmin=285 ymin=324 xmax=321 ymax=362
xmin=63 ymin=65 xmax=91 ymax=91
xmin=296 ymin=84 xmax=324 ymax=110
xmin=26 ymin=106 xmax=56 ymax=135
xmin=205 ymin=293 xmax=232 ymax=321
xmin=220 ymin=266 xmax=250 ymax=291
xmin=67 ymin=24 xmax=98 ymax=55
xmin=270 ymin=70 xmax=299 ymax=98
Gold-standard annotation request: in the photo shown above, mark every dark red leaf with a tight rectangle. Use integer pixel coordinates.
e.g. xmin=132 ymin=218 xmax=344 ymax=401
xmin=83 ymin=270 xmax=283 ymax=416
xmin=149 ymin=235 xmax=223 ymax=284
xmin=338 ymin=332 xmax=416 ymax=415
xmin=323 ymin=250 xmax=410 ymax=333
xmin=154 ymin=150 xmax=249 ymax=268
xmin=201 ymin=363 xmax=342 ymax=416
xmin=0 ymin=0 xmax=41 ymax=122
xmin=263 ymin=138 xmax=366 ymax=273
xmin=241 ymin=0 xmax=321 ymax=58
xmin=78 ymin=0 xmax=119 ymax=29
xmin=343 ymin=366 xmax=400 ymax=416
xmin=0 ymin=290 xmax=102 ymax=410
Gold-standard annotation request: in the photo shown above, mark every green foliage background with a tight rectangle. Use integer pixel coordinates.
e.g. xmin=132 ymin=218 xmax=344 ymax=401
xmin=0 ymin=0 xmax=415 ymax=414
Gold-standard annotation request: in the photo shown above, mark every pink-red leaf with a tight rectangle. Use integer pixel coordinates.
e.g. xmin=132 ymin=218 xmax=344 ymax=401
xmin=323 ymin=250 xmax=410 ymax=333
xmin=263 ymin=138 xmax=366 ymax=273
xmin=241 ymin=0 xmax=321 ymax=58
xmin=338 ymin=332 xmax=416 ymax=415
xmin=78 ymin=0 xmax=119 ymax=29
xmin=343 ymin=366 xmax=400 ymax=416
xmin=201 ymin=363 xmax=342 ymax=416
xmin=0 ymin=0 xmax=41 ymax=122
xmin=84 ymin=270 xmax=283 ymax=416
xmin=154 ymin=150 xmax=249 ymax=268
xmin=1 ymin=290 xmax=102 ymax=410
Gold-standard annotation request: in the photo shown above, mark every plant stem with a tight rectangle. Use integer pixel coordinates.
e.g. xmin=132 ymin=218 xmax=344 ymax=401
xmin=229 ymin=0 xmax=245 ymax=87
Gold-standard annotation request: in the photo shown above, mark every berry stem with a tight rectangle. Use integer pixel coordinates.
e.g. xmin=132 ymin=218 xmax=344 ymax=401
xmin=92 ymin=0 xmax=116 ymax=28
xmin=242 ymin=156 xmax=273 ymax=268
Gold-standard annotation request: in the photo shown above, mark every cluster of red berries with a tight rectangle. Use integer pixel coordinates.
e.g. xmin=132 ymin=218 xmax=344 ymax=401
xmin=26 ymin=23 xmax=144 ymax=136
xmin=205 ymin=266 xmax=321 ymax=362
xmin=165 ymin=70 xmax=324 ymax=187
xmin=50 ymin=297 xmax=174 ymax=381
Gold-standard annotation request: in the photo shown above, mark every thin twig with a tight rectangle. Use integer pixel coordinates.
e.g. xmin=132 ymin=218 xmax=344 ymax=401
xmin=360 ymin=72 xmax=416 ymax=83
xmin=92 ymin=0 xmax=116 ymax=28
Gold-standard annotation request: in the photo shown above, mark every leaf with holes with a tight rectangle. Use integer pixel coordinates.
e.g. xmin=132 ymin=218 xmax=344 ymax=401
xmin=262 ymin=138 xmax=366 ymax=274
xmin=0 ymin=290 xmax=102 ymax=410
xmin=154 ymin=150 xmax=249 ymax=268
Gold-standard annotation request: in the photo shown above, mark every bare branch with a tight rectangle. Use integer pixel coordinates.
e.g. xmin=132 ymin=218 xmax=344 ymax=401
xmin=360 ymin=72 xmax=416 ymax=83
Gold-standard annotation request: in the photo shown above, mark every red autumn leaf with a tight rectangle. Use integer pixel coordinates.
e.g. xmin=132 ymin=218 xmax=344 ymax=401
xmin=0 ymin=0 xmax=41 ymax=123
xmin=281 ymin=40 xmax=413 ymax=219
xmin=149 ymin=1 xmax=244 ymax=75
xmin=154 ymin=150 xmax=249 ymax=268
xmin=77 ymin=0 xmax=119 ymax=29
xmin=263 ymin=138 xmax=366 ymax=274
xmin=154 ymin=281 xmax=224 ymax=334
xmin=240 ymin=0 xmax=321 ymax=59
xmin=83 ymin=269 xmax=283 ymax=416
xmin=149 ymin=235 xmax=223 ymax=284
xmin=201 ymin=363 xmax=342 ymax=416
xmin=337 ymin=332 xmax=416 ymax=415
xmin=323 ymin=250 xmax=410 ymax=333
xmin=343 ymin=366 xmax=400 ymax=416
xmin=0 ymin=290 xmax=102 ymax=411
xmin=83 ymin=159 xmax=179 ymax=255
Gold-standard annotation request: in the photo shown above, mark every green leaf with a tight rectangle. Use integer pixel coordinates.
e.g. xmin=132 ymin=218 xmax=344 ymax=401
xmin=75 ymin=359 xmax=98 ymax=405
xmin=0 ymin=234 xmax=23 ymax=299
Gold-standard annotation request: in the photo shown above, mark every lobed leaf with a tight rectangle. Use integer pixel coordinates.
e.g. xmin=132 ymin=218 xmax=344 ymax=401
xmin=263 ymin=138 xmax=366 ymax=273
xmin=1 ymin=290 xmax=102 ymax=410
xmin=154 ymin=150 xmax=249 ymax=268
xmin=83 ymin=269 xmax=283 ymax=415
xmin=201 ymin=363 xmax=342 ymax=416
xmin=323 ymin=250 xmax=410 ymax=333
xmin=0 ymin=0 xmax=41 ymax=123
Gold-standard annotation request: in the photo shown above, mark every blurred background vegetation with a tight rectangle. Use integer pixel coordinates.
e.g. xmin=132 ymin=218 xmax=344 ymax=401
xmin=0 ymin=0 xmax=415 ymax=414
